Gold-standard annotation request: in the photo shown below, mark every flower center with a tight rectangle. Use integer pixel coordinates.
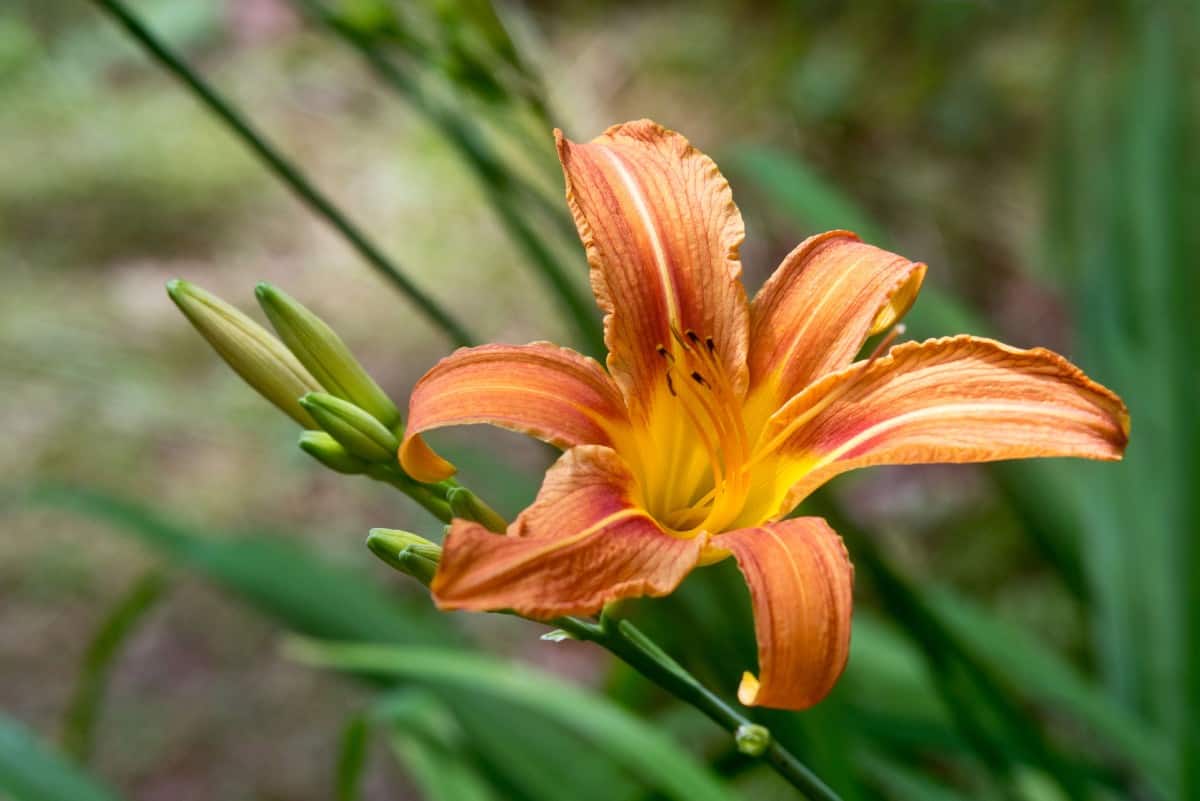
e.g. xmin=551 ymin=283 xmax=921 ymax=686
xmin=643 ymin=328 xmax=753 ymax=534
xmin=637 ymin=322 xmax=909 ymax=535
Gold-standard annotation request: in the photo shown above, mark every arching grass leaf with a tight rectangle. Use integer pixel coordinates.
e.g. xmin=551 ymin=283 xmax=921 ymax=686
xmin=289 ymin=640 xmax=739 ymax=801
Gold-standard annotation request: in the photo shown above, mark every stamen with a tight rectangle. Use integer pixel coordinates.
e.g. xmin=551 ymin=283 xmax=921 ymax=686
xmin=867 ymin=323 xmax=905 ymax=364
xmin=672 ymin=376 xmax=726 ymax=487
xmin=652 ymin=327 xmax=756 ymax=533
xmin=667 ymin=326 xmax=748 ymax=532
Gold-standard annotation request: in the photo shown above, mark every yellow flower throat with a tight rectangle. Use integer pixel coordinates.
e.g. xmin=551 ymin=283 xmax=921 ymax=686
xmin=638 ymin=328 xmax=757 ymax=536
xmin=632 ymin=323 xmax=907 ymax=538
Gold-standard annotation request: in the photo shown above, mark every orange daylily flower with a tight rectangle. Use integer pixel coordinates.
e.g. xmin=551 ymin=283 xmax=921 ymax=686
xmin=399 ymin=120 xmax=1129 ymax=711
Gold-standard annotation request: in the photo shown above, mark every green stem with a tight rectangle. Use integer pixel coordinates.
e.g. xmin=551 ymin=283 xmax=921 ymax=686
xmin=365 ymin=464 xmax=453 ymax=523
xmin=289 ymin=0 xmax=604 ymax=356
xmin=392 ymin=543 xmax=841 ymax=800
xmin=587 ymin=616 xmax=843 ymax=801
xmin=88 ymin=0 xmax=475 ymax=348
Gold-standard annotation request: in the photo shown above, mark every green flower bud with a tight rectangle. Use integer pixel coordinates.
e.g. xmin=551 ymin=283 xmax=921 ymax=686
xmin=298 ymin=431 xmax=368 ymax=475
xmin=255 ymin=283 xmax=401 ymax=430
xmin=366 ymin=528 xmax=441 ymax=585
xmin=167 ymin=279 xmax=321 ymax=428
xmin=299 ymin=392 xmax=399 ymax=462
xmin=445 ymin=486 xmax=507 ymax=532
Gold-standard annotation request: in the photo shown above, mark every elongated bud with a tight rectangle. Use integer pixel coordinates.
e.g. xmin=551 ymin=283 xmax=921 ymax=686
xmin=366 ymin=528 xmax=441 ymax=585
xmin=298 ymin=431 xmax=368 ymax=475
xmin=446 ymin=486 xmax=507 ymax=532
xmin=300 ymin=392 xmax=399 ymax=462
xmin=167 ymin=280 xmax=320 ymax=428
xmin=255 ymin=283 xmax=401 ymax=430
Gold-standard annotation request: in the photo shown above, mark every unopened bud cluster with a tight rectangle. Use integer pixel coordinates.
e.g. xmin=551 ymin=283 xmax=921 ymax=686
xmin=166 ymin=280 xmax=322 ymax=428
xmin=166 ymin=278 xmax=507 ymax=543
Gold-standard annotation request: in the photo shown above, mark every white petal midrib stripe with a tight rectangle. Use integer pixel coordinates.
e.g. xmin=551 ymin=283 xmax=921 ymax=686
xmin=817 ymin=401 xmax=1110 ymax=465
xmin=600 ymin=147 xmax=681 ymax=326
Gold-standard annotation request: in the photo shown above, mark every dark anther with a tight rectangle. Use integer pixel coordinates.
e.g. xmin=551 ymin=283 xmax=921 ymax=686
xmin=705 ymin=336 xmax=716 ymax=353
xmin=656 ymin=344 xmax=669 ymax=358
xmin=686 ymin=330 xmax=701 ymax=345
xmin=666 ymin=373 xmax=677 ymax=396
xmin=691 ymin=371 xmax=709 ymax=387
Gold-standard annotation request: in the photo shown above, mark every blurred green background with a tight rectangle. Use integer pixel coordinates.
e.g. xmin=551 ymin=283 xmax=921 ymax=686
xmin=2 ymin=1 xmax=1197 ymax=800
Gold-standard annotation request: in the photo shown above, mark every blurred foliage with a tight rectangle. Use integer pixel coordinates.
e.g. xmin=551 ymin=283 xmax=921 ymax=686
xmin=61 ymin=571 xmax=168 ymax=765
xmin=2 ymin=0 xmax=1197 ymax=800
xmin=0 ymin=714 xmax=128 ymax=801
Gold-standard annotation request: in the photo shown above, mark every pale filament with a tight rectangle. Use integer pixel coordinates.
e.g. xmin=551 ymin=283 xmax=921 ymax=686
xmin=655 ymin=328 xmax=752 ymax=533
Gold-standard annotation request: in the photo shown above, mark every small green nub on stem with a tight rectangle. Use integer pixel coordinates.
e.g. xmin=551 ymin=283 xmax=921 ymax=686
xmin=734 ymin=723 xmax=771 ymax=757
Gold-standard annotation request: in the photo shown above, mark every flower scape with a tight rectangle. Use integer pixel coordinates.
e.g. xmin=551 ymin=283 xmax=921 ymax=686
xmin=170 ymin=119 xmax=1129 ymax=714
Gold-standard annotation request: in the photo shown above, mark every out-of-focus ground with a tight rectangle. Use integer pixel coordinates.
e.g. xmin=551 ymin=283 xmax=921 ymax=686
xmin=2 ymin=1 xmax=1103 ymax=798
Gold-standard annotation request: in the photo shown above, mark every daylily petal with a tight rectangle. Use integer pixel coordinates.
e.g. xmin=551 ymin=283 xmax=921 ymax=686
xmin=432 ymin=445 xmax=704 ymax=619
xmin=399 ymin=343 xmax=629 ymax=482
xmin=762 ymin=335 xmax=1130 ymax=514
xmin=748 ymin=230 xmax=925 ymax=404
xmin=707 ymin=518 xmax=853 ymax=710
xmin=556 ymin=120 xmax=749 ymax=420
